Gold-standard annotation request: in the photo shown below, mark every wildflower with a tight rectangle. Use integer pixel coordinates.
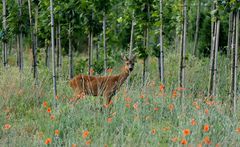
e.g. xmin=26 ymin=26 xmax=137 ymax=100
xmin=50 ymin=115 xmax=55 ymax=120
xmin=183 ymin=129 xmax=191 ymax=136
xmin=85 ymin=140 xmax=91 ymax=145
xmin=159 ymin=84 xmax=165 ymax=92
xmin=90 ymin=68 xmax=94 ymax=75
xmin=125 ymin=103 xmax=130 ymax=108
xmin=203 ymin=136 xmax=211 ymax=144
xmin=195 ymin=105 xmax=200 ymax=110
xmin=154 ymin=107 xmax=159 ymax=111
xmin=215 ymin=143 xmax=221 ymax=147
xmin=55 ymin=129 xmax=60 ymax=136
xmin=47 ymin=107 xmax=51 ymax=113
xmin=181 ymin=139 xmax=188 ymax=145
xmin=125 ymin=97 xmax=132 ymax=103
xmin=191 ymin=119 xmax=197 ymax=126
xmin=140 ymin=95 xmax=144 ymax=99
xmin=43 ymin=101 xmax=48 ymax=107
xmin=176 ymin=87 xmax=186 ymax=91
xmin=197 ymin=144 xmax=202 ymax=147
xmin=107 ymin=68 xmax=113 ymax=73
xmin=236 ymin=128 xmax=240 ymax=133
xmin=205 ymin=109 xmax=209 ymax=115
xmin=151 ymin=129 xmax=156 ymax=135
xmin=169 ymin=104 xmax=174 ymax=111
xmin=72 ymin=144 xmax=77 ymax=147
xmin=107 ymin=117 xmax=112 ymax=123
xmin=45 ymin=138 xmax=52 ymax=145
xmin=82 ymin=130 xmax=89 ymax=139
xmin=203 ymin=124 xmax=209 ymax=132
xmin=55 ymin=95 xmax=59 ymax=100
xmin=171 ymin=137 xmax=178 ymax=142
xmin=172 ymin=90 xmax=177 ymax=98
xmin=133 ymin=102 xmax=138 ymax=110
xmin=4 ymin=124 xmax=11 ymax=130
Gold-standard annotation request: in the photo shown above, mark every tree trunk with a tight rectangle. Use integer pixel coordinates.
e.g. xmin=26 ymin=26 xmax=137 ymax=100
xmin=88 ymin=33 xmax=91 ymax=75
xmin=33 ymin=5 xmax=38 ymax=81
xmin=179 ymin=0 xmax=187 ymax=101
xmin=58 ymin=21 xmax=62 ymax=70
xmin=227 ymin=12 xmax=233 ymax=57
xmin=230 ymin=10 xmax=239 ymax=114
xmin=50 ymin=0 xmax=57 ymax=106
xmin=193 ymin=0 xmax=200 ymax=56
xmin=69 ymin=22 xmax=73 ymax=79
xmin=18 ymin=0 xmax=23 ymax=71
xmin=103 ymin=12 xmax=107 ymax=75
xmin=158 ymin=0 xmax=164 ymax=83
xmin=96 ymin=35 xmax=100 ymax=61
xmin=56 ymin=23 xmax=59 ymax=68
xmin=212 ymin=19 xmax=220 ymax=96
xmin=45 ymin=41 xmax=50 ymax=68
xmin=2 ymin=0 xmax=7 ymax=67
xmin=16 ymin=35 xmax=20 ymax=66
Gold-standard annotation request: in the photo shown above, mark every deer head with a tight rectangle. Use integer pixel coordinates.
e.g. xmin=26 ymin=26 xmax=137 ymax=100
xmin=121 ymin=54 xmax=136 ymax=72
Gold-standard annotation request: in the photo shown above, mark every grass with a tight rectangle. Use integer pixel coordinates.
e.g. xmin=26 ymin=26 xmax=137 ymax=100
xmin=0 ymin=52 xmax=240 ymax=146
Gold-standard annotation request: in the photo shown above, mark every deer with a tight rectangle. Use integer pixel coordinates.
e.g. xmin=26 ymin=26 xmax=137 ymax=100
xmin=69 ymin=54 xmax=136 ymax=107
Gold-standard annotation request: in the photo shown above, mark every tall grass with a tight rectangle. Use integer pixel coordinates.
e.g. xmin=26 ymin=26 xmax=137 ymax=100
xmin=0 ymin=53 xmax=240 ymax=146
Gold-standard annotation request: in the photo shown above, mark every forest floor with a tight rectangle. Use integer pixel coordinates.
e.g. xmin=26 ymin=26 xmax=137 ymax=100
xmin=0 ymin=53 xmax=240 ymax=146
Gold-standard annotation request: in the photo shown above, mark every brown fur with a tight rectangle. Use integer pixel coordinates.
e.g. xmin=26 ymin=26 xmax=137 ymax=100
xmin=69 ymin=56 xmax=135 ymax=105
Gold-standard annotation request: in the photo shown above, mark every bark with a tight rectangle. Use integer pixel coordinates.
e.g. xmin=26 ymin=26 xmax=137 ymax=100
xmin=179 ymin=0 xmax=187 ymax=100
xmin=58 ymin=21 xmax=62 ymax=69
xmin=50 ymin=0 xmax=57 ymax=106
xmin=69 ymin=23 xmax=73 ymax=79
xmin=231 ymin=10 xmax=239 ymax=114
xmin=33 ymin=5 xmax=38 ymax=80
xmin=103 ymin=12 xmax=107 ymax=75
xmin=193 ymin=0 xmax=200 ymax=56
xmin=2 ymin=0 xmax=7 ymax=67
xmin=227 ymin=12 xmax=233 ymax=57
xmin=88 ymin=33 xmax=91 ymax=75
xmin=159 ymin=0 xmax=164 ymax=83
xmin=18 ymin=0 xmax=23 ymax=71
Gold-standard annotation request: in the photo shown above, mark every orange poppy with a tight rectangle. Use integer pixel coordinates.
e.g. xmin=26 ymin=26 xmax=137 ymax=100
xmin=181 ymin=139 xmax=188 ymax=145
xmin=4 ymin=124 xmax=11 ymax=130
xmin=151 ymin=129 xmax=156 ymax=135
xmin=125 ymin=97 xmax=132 ymax=103
xmin=159 ymin=84 xmax=165 ymax=92
xmin=47 ymin=107 xmax=51 ymax=113
xmin=191 ymin=119 xmax=197 ymax=126
xmin=171 ymin=137 xmax=178 ymax=142
xmin=82 ymin=130 xmax=89 ymax=139
xmin=85 ymin=140 xmax=91 ymax=145
xmin=203 ymin=136 xmax=211 ymax=144
xmin=154 ymin=107 xmax=159 ymax=111
xmin=236 ymin=128 xmax=240 ymax=133
xmin=107 ymin=117 xmax=112 ymax=123
xmin=107 ymin=68 xmax=113 ymax=73
xmin=197 ymin=144 xmax=202 ymax=147
xmin=183 ymin=129 xmax=191 ymax=136
xmin=45 ymin=138 xmax=52 ymax=145
xmin=50 ymin=115 xmax=55 ymax=120
xmin=125 ymin=103 xmax=130 ymax=108
xmin=172 ymin=90 xmax=177 ymax=97
xmin=205 ymin=109 xmax=209 ymax=115
xmin=72 ymin=144 xmax=77 ymax=147
xmin=43 ymin=101 xmax=48 ymax=107
xmin=55 ymin=129 xmax=60 ymax=136
xmin=203 ymin=124 xmax=209 ymax=132
xmin=140 ymin=95 xmax=144 ymax=99
xmin=169 ymin=104 xmax=174 ymax=111
xmin=133 ymin=102 xmax=138 ymax=110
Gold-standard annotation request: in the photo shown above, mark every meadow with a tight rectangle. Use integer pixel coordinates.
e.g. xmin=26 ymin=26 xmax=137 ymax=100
xmin=1 ymin=52 xmax=240 ymax=147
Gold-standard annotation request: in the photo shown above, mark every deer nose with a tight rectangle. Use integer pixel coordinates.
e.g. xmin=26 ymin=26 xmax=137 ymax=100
xmin=129 ymin=67 xmax=133 ymax=71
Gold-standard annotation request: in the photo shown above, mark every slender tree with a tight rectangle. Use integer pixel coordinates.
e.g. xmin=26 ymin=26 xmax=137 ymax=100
xmin=50 ymin=0 xmax=57 ymax=106
xmin=179 ymin=0 xmax=187 ymax=100
xmin=103 ymin=11 xmax=107 ymax=75
xmin=208 ymin=2 xmax=220 ymax=97
xmin=158 ymin=0 xmax=164 ymax=83
xmin=58 ymin=20 xmax=62 ymax=70
xmin=18 ymin=0 xmax=23 ymax=71
xmin=193 ymin=0 xmax=200 ymax=56
xmin=2 ymin=0 xmax=7 ymax=67
xmin=230 ymin=10 xmax=239 ymax=114
xmin=69 ymin=22 xmax=73 ymax=79
xmin=227 ymin=12 xmax=233 ymax=57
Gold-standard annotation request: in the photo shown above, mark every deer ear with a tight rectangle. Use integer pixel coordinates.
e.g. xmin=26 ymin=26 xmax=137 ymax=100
xmin=121 ymin=53 xmax=128 ymax=61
